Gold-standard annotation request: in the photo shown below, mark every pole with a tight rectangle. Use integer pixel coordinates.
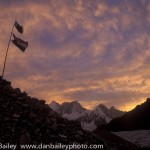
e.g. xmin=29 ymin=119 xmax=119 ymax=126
xmin=1 ymin=23 xmax=15 ymax=79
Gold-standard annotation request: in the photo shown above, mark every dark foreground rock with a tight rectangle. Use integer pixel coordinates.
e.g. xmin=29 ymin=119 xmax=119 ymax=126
xmin=0 ymin=77 xmax=139 ymax=149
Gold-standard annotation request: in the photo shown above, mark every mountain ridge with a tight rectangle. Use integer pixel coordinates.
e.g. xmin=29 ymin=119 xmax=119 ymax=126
xmin=106 ymin=98 xmax=150 ymax=131
xmin=50 ymin=100 xmax=125 ymax=131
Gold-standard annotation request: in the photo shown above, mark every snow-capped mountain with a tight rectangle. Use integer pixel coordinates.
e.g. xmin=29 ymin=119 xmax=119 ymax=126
xmin=59 ymin=101 xmax=86 ymax=115
xmin=49 ymin=101 xmax=60 ymax=112
xmin=78 ymin=104 xmax=124 ymax=131
xmin=59 ymin=101 xmax=86 ymax=120
xmin=49 ymin=101 xmax=124 ymax=131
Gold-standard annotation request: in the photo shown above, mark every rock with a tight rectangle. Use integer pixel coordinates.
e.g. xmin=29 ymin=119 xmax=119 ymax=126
xmin=17 ymin=97 xmax=24 ymax=101
xmin=39 ymin=100 xmax=46 ymax=105
xmin=14 ymin=88 xmax=21 ymax=94
xmin=21 ymin=92 xmax=28 ymax=97
xmin=58 ymin=134 xmax=67 ymax=138
xmin=58 ymin=124 xmax=67 ymax=128
xmin=77 ymin=130 xmax=84 ymax=136
xmin=35 ymin=128 xmax=40 ymax=135
xmin=20 ymin=131 xmax=31 ymax=144
xmin=13 ymin=114 xmax=20 ymax=118
xmin=21 ymin=103 xmax=29 ymax=108
xmin=51 ymin=121 xmax=58 ymax=131
xmin=74 ymin=134 xmax=84 ymax=142
xmin=3 ymin=116 xmax=10 ymax=121
xmin=0 ymin=78 xmax=11 ymax=85
xmin=29 ymin=112 xmax=37 ymax=119
xmin=2 ymin=104 xmax=8 ymax=108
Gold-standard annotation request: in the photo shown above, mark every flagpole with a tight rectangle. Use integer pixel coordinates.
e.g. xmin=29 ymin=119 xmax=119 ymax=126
xmin=1 ymin=23 xmax=15 ymax=79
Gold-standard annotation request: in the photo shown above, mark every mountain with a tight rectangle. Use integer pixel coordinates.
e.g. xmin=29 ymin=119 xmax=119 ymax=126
xmin=49 ymin=101 xmax=60 ymax=112
xmin=50 ymin=101 xmax=124 ymax=131
xmin=60 ymin=101 xmax=86 ymax=120
xmin=106 ymin=98 xmax=150 ymax=131
xmin=79 ymin=104 xmax=124 ymax=131
xmin=109 ymin=106 xmax=125 ymax=118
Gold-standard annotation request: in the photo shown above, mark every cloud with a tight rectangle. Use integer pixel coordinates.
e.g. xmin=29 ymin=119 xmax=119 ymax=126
xmin=0 ymin=0 xmax=150 ymax=111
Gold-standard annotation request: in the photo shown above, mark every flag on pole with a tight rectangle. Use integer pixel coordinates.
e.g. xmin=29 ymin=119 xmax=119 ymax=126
xmin=14 ymin=21 xmax=23 ymax=34
xmin=12 ymin=34 xmax=28 ymax=52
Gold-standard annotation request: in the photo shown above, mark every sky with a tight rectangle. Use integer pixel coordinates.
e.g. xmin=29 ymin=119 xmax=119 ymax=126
xmin=0 ymin=0 xmax=150 ymax=111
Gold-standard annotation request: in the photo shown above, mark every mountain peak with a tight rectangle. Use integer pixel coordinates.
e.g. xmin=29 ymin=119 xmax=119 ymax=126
xmin=97 ymin=104 xmax=108 ymax=111
xmin=60 ymin=101 xmax=86 ymax=115
xmin=49 ymin=100 xmax=125 ymax=131
xmin=98 ymin=103 xmax=107 ymax=107
xmin=50 ymin=100 xmax=60 ymax=105
xmin=62 ymin=101 xmax=80 ymax=105
xmin=109 ymin=106 xmax=116 ymax=111
xmin=49 ymin=101 xmax=60 ymax=111
xmin=70 ymin=101 xmax=83 ymax=108
xmin=71 ymin=101 xmax=80 ymax=104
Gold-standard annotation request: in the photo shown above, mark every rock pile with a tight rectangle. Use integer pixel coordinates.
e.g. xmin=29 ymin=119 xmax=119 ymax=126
xmin=0 ymin=77 xmax=105 ymax=149
xmin=0 ymin=77 xmax=139 ymax=150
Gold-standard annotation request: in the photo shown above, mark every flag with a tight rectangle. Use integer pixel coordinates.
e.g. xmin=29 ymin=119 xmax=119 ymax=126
xmin=12 ymin=34 xmax=28 ymax=52
xmin=14 ymin=21 xmax=23 ymax=34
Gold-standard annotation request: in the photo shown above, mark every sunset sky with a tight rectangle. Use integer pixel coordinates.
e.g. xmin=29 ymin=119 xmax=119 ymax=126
xmin=0 ymin=0 xmax=150 ymax=111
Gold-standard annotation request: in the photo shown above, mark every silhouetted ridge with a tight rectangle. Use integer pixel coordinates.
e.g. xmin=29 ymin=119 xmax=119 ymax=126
xmin=0 ymin=77 xmax=105 ymax=148
xmin=106 ymin=98 xmax=150 ymax=131
xmin=0 ymin=77 xmax=140 ymax=150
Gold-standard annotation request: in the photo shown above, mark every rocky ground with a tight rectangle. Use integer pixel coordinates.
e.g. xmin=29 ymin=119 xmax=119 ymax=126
xmin=0 ymin=77 xmax=139 ymax=150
